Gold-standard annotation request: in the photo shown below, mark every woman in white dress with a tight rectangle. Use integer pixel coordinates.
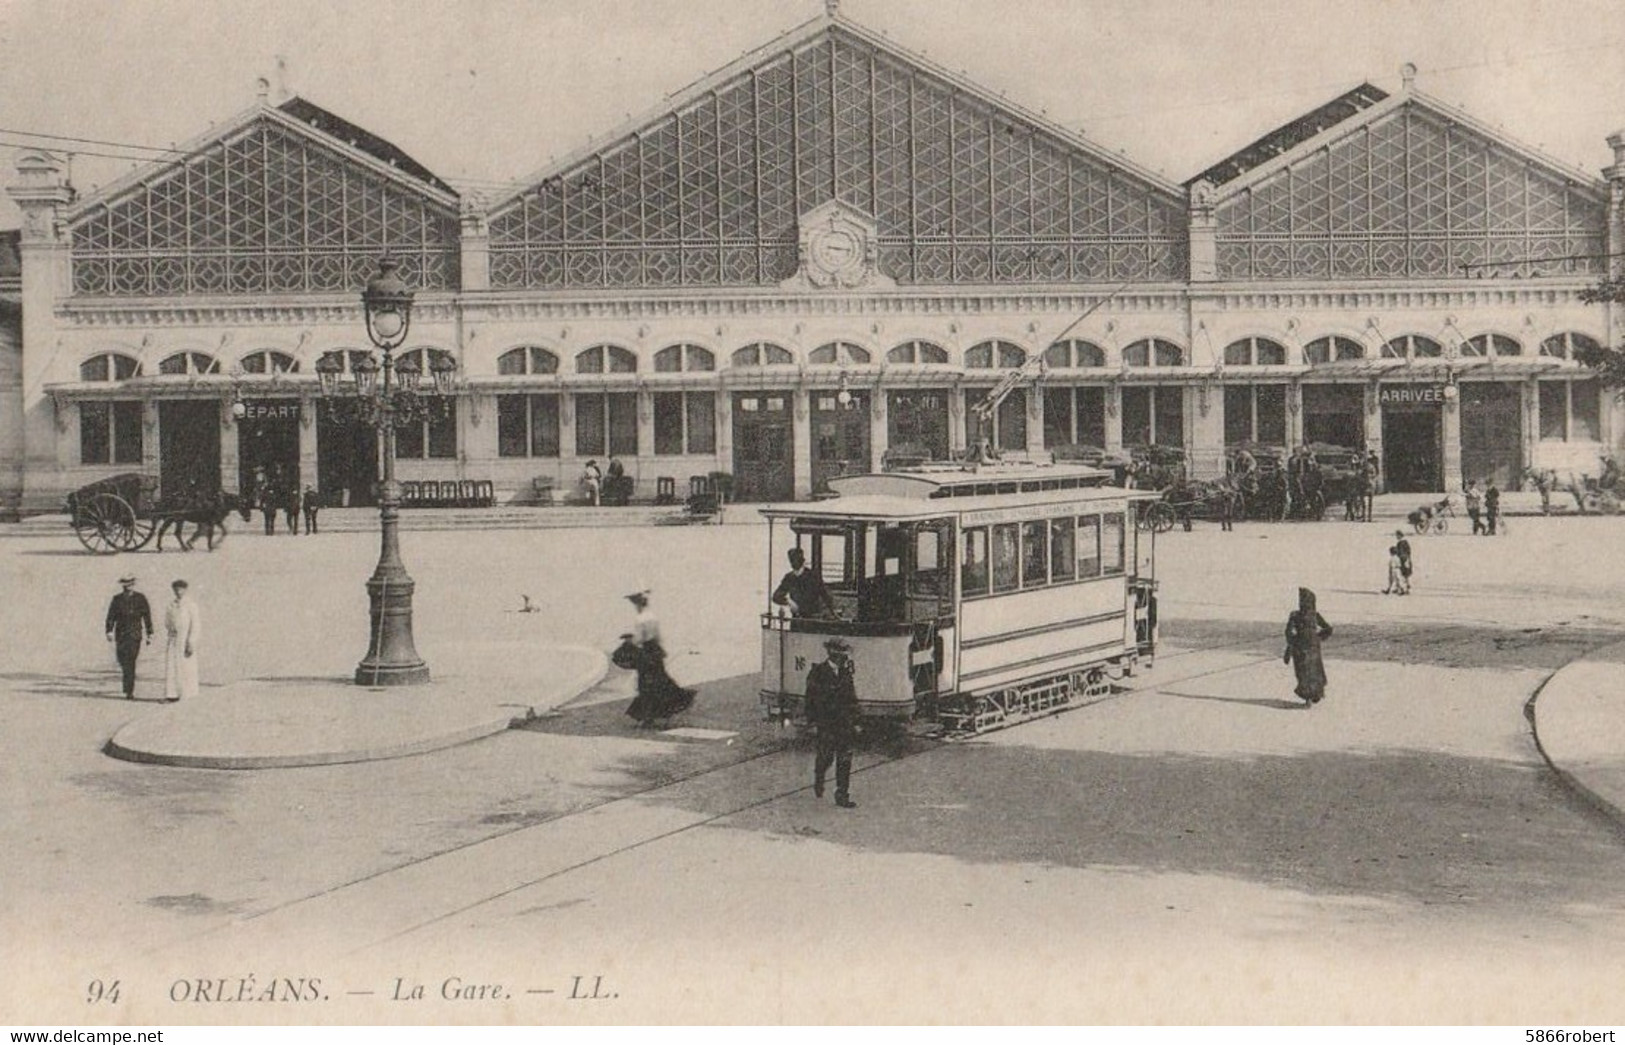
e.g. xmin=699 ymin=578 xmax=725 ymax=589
xmin=163 ymin=579 xmax=202 ymax=702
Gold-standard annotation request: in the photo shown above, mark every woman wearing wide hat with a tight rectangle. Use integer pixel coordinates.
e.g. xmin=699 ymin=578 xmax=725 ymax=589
xmin=622 ymin=588 xmax=696 ymax=728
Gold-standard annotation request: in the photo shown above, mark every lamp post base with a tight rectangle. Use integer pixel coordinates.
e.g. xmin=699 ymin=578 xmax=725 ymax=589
xmin=355 ymin=658 xmax=431 ymax=687
xmin=355 ymin=569 xmax=431 ymax=687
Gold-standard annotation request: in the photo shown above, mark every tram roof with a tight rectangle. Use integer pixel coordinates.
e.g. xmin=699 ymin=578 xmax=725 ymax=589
xmin=826 ymin=463 xmax=1115 ymax=500
xmin=759 ymin=485 xmax=1155 ymax=523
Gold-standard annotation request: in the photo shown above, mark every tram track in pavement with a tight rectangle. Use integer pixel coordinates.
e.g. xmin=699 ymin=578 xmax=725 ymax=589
xmin=165 ymin=618 xmax=1605 ymax=960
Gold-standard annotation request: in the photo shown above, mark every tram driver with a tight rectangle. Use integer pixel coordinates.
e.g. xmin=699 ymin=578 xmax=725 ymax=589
xmin=772 ymin=547 xmax=838 ymax=619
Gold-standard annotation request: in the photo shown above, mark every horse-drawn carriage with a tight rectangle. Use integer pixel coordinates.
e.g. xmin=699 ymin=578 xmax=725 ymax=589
xmin=65 ymin=473 xmax=235 ymax=554
xmin=1139 ymin=477 xmax=1243 ymax=533
xmin=1226 ymin=443 xmax=1288 ymax=521
xmin=1125 ymin=444 xmax=1187 ymax=491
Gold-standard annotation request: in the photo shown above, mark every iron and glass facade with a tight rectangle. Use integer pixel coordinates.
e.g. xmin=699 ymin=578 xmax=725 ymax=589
xmin=3 ymin=13 xmax=1622 ymax=516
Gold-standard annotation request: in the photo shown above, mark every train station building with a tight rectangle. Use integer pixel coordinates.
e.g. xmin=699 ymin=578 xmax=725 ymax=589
xmin=3 ymin=5 xmax=1623 ymax=517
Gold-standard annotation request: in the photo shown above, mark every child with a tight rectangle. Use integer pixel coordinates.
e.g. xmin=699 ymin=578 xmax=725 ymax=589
xmin=1384 ymin=544 xmax=1403 ymax=595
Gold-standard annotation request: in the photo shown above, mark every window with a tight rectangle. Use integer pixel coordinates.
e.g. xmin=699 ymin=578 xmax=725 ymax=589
xmin=80 ymin=401 xmax=144 ymax=465
xmin=1461 ymin=334 xmax=1521 ymax=358
xmin=653 ymin=344 xmax=716 ymax=372
xmin=653 ymin=392 xmax=716 ymax=455
xmin=1381 ymin=335 xmax=1443 ymax=360
xmin=1539 ymin=332 xmax=1601 ymax=360
xmin=395 ymin=403 xmax=457 ymax=459
xmin=1223 ymin=337 xmax=1287 ymax=366
xmin=1050 ymin=518 xmax=1076 ymax=582
xmin=808 ymin=342 xmax=871 ymax=365
xmin=1044 ymin=387 xmax=1107 ymax=448
xmin=1121 ymin=386 xmax=1184 ymax=447
xmin=238 ymin=350 xmax=299 ymax=374
xmin=965 ymin=340 xmax=1026 ymax=369
xmin=80 ymin=353 xmax=141 ymax=382
xmin=967 ymin=387 xmax=1028 ymax=453
xmin=1123 ymin=339 xmax=1183 ymax=367
xmin=990 ymin=523 xmax=1020 ymax=594
xmin=961 ymin=527 xmax=989 ymax=597
xmin=1076 ymin=516 xmax=1102 ymax=578
xmin=497 ymin=394 xmax=560 ymax=457
xmin=1224 ymin=384 xmax=1287 ymax=446
xmin=315 ymin=349 xmax=377 ymax=375
xmin=1303 ymin=336 xmax=1364 ymax=365
xmin=1101 ymin=513 xmax=1125 ymax=575
xmin=887 ymin=341 xmax=949 ymax=365
xmin=575 ymin=392 xmax=638 ymax=457
xmin=912 ymin=526 xmax=947 ymax=598
xmin=497 ymin=346 xmax=559 ymax=375
xmin=1020 ymin=521 xmax=1049 ymax=588
xmin=157 ymin=351 xmax=220 ymax=376
xmin=575 ymin=344 xmax=637 ymax=374
xmin=1043 ymin=339 xmax=1107 ymax=368
xmin=731 ymin=342 xmax=794 ymax=367
xmin=1541 ymin=380 xmax=1601 ymax=442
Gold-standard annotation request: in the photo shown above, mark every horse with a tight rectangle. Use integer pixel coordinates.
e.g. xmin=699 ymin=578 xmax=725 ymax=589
xmin=156 ymin=492 xmax=239 ymax=551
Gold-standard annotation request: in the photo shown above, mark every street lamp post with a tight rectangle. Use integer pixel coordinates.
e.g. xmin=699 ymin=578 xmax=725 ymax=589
xmin=315 ymin=256 xmax=451 ymax=686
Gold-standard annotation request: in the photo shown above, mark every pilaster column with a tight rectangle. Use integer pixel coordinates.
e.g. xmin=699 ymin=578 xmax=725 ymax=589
xmin=1188 ymin=180 xmax=1219 ymax=283
xmin=458 ymin=195 xmax=490 ymax=292
xmin=1104 ymin=384 xmax=1123 ymax=455
xmin=1188 ymin=381 xmax=1226 ymax=479
xmin=559 ymin=391 xmax=578 ymax=460
xmin=8 ymin=150 xmax=75 ymax=515
xmin=219 ymin=400 xmax=241 ymax=492
xmin=792 ymin=387 xmax=812 ymax=499
xmin=1442 ymin=391 xmax=1463 ymax=490
xmin=870 ymin=390 xmax=889 ymax=472
xmin=949 ymin=386 xmax=967 ymax=457
xmin=1286 ymin=382 xmax=1304 ymax=446
xmin=715 ymin=389 xmax=733 ymax=478
xmin=298 ymin=396 xmax=319 ymax=492
xmin=1026 ymin=384 xmax=1046 ymax=458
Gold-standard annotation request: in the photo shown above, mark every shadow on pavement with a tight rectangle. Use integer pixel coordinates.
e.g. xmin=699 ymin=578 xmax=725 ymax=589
xmin=1164 ymin=618 xmax=1625 ymax=672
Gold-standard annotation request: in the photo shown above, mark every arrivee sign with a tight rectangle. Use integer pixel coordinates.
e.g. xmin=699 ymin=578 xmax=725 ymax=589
xmin=1378 ymin=385 xmax=1446 ymax=406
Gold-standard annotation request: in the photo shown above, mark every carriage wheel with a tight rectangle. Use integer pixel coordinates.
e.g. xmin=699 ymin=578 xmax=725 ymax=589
xmin=125 ymin=515 xmax=157 ymax=551
xmin=1431 ymin=516 xmax=1449 ymax=535
xmin=72 ymin=493 xmax=135 ymax=555
xmin=1147 ymin=502 xmax=1177 ymax=533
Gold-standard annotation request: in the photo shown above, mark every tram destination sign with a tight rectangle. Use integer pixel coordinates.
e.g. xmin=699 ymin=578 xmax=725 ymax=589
xmin=1378 ymin=384 xmax=1447 ymax=406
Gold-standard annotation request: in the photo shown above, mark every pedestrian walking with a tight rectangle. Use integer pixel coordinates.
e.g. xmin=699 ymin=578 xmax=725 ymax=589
xmin=1384 ymin=543 xmax=1404 ymax=595
xmin=259 ymin=478 xmax=277 ymax=535
xmin=283 ymin=482 xmax=301 ymax=534
xmin=806 ymin=636 xmax=859 ymax=808
xmin=1283 ymin=587 xmax=1333 ymax=706
xmin=301 ymin=485 xmax=320 ymax=534
xmin=104 ymin=575 xmax=153 ymax=699
xmin=1465 ymin=480 xmax=1484 ymax=535
xmin=622 ymin=588 xmax=695 ymax=727
xmin=162 ymin=579 xmax=202 ymax=703
xmin=1484 ymin=480 xmax=1501 ymax=536
xmin=1392 ymin=530 xmax=1413 ymax=594
xmin=582 ymin=460 xmax=603 ymax=506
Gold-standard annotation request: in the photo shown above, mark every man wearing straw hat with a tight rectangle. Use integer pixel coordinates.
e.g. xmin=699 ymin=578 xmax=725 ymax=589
xmin=104 ymin=575 xmax=152 ymax=699
xmin=805 ymin=636 xmax=860 ymax=809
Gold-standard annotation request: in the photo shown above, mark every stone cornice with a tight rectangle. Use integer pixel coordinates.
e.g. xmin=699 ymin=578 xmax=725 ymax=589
xmin=55 ymin=296 xmax=460 ymax=327
xmin=458 ymin=287 xmax=1190 ymax=320
xmin=1190 ymin=281 xmax=1592 ymax=311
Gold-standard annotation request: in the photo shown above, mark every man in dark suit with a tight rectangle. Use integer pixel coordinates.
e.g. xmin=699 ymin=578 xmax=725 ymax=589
xmin=805 ymin=636 xmax=859 ymax=809
xmin=771 ymin=547 xmax=837 ymax=618
xmin=104 ymin=575 xmax=153 ymax=699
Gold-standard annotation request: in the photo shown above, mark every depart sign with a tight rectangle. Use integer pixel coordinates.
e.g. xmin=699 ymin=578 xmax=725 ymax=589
xmin=1378 ymin=384 xmax=1446 ymax=407
xmin=241 ymin=400 xmax=300 ymax=422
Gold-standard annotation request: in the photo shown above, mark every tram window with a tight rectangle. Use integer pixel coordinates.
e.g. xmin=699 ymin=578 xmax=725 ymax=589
xmin=1051 ymin=518 xmax=1076 ymax=582
xmin=1101 ymin=513 xmax=1125 ymax=575
xmin=1021 ymin=521 xmax=1049 ymax=588
xmin=1076 ymin=516 xmax=1101 ymax=578
xmin=913 ymin=527 xmax=943 ymax=595
xmin=815 ymin=532 xmax=849 ymax=586
xmin=962 ymin=527 xmax=990 ymax=597
xmin=991 ymin=524 xmax=1020 ymax=594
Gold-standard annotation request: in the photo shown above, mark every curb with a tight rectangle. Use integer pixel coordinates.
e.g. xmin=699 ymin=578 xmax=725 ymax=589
xmin=1527 ymin=641 xmax=1625 ymax=829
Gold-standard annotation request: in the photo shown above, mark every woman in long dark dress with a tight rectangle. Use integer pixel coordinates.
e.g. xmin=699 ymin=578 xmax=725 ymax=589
xmin=623 ymin=589 xmax=696 ymax=727
xmin=1284 ymin=587 xmax=1333 ymax=705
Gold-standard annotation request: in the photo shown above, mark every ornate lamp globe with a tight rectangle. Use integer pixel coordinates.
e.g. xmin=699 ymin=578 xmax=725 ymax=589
xmin=362 ymin=257 xmax=414 ymax=351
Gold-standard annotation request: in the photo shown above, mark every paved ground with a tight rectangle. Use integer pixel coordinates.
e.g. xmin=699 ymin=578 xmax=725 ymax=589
xmin=3 ymin=512 xmax=1625 ymax=1024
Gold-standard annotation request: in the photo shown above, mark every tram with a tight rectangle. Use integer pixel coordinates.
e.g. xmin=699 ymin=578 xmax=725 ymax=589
xmin=759 ymin=461 xmax=1160 ymax=735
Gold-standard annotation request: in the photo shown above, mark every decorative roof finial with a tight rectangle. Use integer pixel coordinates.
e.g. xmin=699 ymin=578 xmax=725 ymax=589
xmin=1400 ymin=62 xmax=1417 ymax=91
xmin=825 ymin=0 xmax=840 ymax=17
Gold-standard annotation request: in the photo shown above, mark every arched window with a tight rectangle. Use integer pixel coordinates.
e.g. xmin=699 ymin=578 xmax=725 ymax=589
xmin=79 ymin=353 xmax=141 ymax=382
xmin=239 ymin=350 xmax=299 ymax=374
xmin=808 ymin=341 xmax=871 ymax=365
xmin=575 ymin=344 xmax=637 ymax=374
xmin=887 ymin=341 xmax=949 ymax=365
xmin=1461 ymin=334 xmax=1521 ymax=358
xmin=1381 ymin=335 xmax=1443 ymax=360
xmin=316 ymin=349 xmax=378 ymax=375
xmin=497 ymin=346 xmax=560 ymax=375
xmin=730 ymin=342 xmax=794 ymax=367
xmin=653 ymin=344 xmax=716 ymax=372
xmin=1043 ymin=339 xmax=1107 ymax=368
xmin=397 ymin=348 xmax=457 ymax=375
xmin=1540 ymin=333 xmax=1600 ymax=359
xmin=157 ymin=351 xmax=221 ymax=376
xmin=1303 ymin=336 xmax=1364 ymax=365
xmin=1122 ymin=339 xmax=1182 ymax=367
xmin=965 ymin=340 xmax=1026 ymax=369
xmin=1222 ymin=337 xmax=1287 ymax=366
